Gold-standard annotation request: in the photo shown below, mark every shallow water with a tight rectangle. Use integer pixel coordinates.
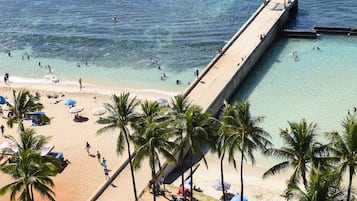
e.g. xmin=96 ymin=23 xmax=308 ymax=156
xmin=232 ymin=34 xmax=357 ymax=146
xmin=0 ymin=0 xmax=261 ymax=92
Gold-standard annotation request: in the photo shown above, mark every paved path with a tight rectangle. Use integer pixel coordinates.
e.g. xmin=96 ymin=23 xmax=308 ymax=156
xmin=186 ymin=0 xmax=289 ymax=113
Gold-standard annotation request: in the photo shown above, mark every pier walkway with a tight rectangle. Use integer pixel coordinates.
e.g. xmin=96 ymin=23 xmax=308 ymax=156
xmin=90 ymin=0 xmax=296 ymax=200
xmin=185 ymin=0 xmax=295 ymax=115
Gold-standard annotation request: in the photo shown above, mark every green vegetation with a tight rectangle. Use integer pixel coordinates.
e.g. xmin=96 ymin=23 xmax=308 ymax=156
xmin=131 ymin=100 xmax=176 ymax=201
xmin=218 ymin=101 xmax=271 ymax=201
xmin=92 ymin=92 xmax=356 ymax=201
xmin=6 ymin=90 xmax=44 ymax=132
xmin=2 ymin=90 xmax=356 ymax=201
xmin=96 ymin=92 xmax=140 ymax=201
xmin=0 ymin=90 xmax=59 ymax=201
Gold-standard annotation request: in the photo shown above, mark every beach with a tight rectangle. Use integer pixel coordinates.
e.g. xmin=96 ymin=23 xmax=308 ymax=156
xmin=0 ymin=80 xmax=290 ymax=201
xmin=0 ymin=80 xmax=172 ymax=201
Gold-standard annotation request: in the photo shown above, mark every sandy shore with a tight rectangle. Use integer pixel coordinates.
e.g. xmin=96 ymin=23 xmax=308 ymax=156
xmin=0 ymin=80 xmax=289 ymax=201
xmin=0 ymin=80 xmax=174 ymax=201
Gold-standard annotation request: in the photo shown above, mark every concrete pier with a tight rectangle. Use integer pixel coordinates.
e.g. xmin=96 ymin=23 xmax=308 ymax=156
xmin=90 ymin=0 xmax=298 ymax=200
xmin=184 ymin=0 xmax=297 ymax=116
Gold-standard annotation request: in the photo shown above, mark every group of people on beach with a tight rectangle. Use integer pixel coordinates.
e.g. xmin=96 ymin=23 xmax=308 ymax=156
xmin=86 ymin=142 xmax=110 ymax=180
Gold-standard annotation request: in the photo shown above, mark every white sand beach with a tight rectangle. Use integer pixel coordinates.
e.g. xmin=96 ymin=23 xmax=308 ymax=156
xmin=0 ymin=80 xmax=172 ymax=201
xmin=0 ymin=80 xmax=290 ymax=201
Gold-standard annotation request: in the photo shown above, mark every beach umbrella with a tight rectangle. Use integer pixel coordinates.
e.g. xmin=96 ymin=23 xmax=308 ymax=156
xmin=69 ymin=106 xmax=84 ymax=114
xmin=178 ymin=185 xmax=190 ymax=195
xmin=156 ymin=98 xmax=168 ymax=105
xmin=2 ymin=105 xmax=11 ymax=111
xmin=0 ymin=141 xmax=18 ymax=153
xmin=2 ymin=101 xmax=13 ymax=111
xmin=91 ymin=107 xmax=107 ymax=116
xmin=0 ymin=96 xmax=6 ymax=104
xmin=184 ymin=178 xmax=191 ymax=185
xmin=29 ymin=111 xmax=46 ymax=115
xmin=212 ymin=180 xmax=231 ymax=191
xmin=64 ymin=99 xmax=76 ymax=106
xmin=230 ymin=194 xmax=248 ymax=201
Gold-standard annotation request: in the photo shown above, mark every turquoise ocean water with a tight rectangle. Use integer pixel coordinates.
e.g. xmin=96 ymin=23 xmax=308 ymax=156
xmin=230 ymin=0 xmax=357 ymax=147
xmin=0 ymin=0 xmax=356 ymax=143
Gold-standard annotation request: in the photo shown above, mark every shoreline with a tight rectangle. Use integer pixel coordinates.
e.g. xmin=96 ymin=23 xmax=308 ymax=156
xmin=2 ymin=76 xmax=179 ymax=102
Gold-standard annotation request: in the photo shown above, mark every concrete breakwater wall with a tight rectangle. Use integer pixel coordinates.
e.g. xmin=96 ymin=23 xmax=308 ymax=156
xmin=185 ymin=0 xmax=298 ymax=117
xmin=89 ymin=1 xmax=299 ymax=200
xmin=207 ymin=8 xmax=293 ymax=116
xmin=162 ymin=0 xmax=299 ymax=185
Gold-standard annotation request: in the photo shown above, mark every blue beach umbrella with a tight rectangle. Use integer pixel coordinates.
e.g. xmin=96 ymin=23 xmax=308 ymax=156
xmin=30 ymin=111 xmax=46 ymax=115
xmin=64 ymin=99 xmax=76 ymax=106
xmin=0 ymin=96 xmax=6 ymax=104
xmin=230 ymin=194 xmax=248 ymax=201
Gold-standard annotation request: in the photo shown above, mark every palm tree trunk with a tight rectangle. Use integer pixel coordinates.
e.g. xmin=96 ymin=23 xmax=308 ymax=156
xmin=302 ymin=168 xmax=307 ymax=188
xmin=220 ymin=152 xmax=226 ymax=201
xmin=240 ymin=152 xmax=244 ymax=201
xmin=152 ymin=153 xmax=156 ymax=201
xmin=19 ymin=120 xmax=25 ymax=132
xmin=125 ymin=134 xmax=138 ymax=201
xmin=25 ymin=184 xmax=32 ymax=201
xmin=30 ymin=185 xmax=34 ymax=201
xmin=190 ymin=149 xmax=193 ymax=201
xmin=240 ymin=132 xmax=245 ymax=201
xmin=180 ymin=132 xmax=185 ymax=196
xmin=347 ymin=166 xmax=354 ymax=201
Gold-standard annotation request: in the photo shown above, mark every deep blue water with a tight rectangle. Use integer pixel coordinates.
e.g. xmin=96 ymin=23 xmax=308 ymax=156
xmin=0 ymin=0 xmax=355 ymax=91
xmin=0 ymin=0 xmax=357 ymax=91
xmin=0 ymin=0 xmax=260 ymax=90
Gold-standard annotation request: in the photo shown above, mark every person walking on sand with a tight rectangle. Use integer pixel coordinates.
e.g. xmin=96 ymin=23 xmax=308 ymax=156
xmin=79 ymin=78 xmax=82 ymax=91
xmin=85 ymin=142 xmax=91 ymax=155
xmin=104 ymin=166 xmax=110 ymax=180
xmin=101 ymin=157 xmax=107 ymax=166
xmin=96 ymin=150 xmax=101 ymax=163
xmin=1 ymin=125 xmax=4 ymax=136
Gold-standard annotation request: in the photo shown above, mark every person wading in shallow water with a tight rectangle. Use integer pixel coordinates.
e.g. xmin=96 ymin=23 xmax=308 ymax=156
xmin=79 ymin=78 xmax=82 ymax=91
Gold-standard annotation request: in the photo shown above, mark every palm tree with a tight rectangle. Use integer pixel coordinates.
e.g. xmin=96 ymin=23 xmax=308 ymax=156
xmin=285 ymin=165 xmax=342 ymax=201
xmin=96 ymin=93 xmax=139 ymax=201
xmin=221 ymin=101 xmax=271 ymax=201
xmin=263 ymin=119 xmax=318 ymax=187
xmin=131 ymin=100 xmax=176 ymax=201
xmin=169 ymin=95 xmax=191 ymax=191
xmin=180 ymin=105 xmax=217 ymax=201
xmin=0 ymin=128 xmax=59 ymax=201
xmin=7 ymin=90 xmax=44 ymax=131
xmin=215 ymin=101 xmax=234 ymax=201
xmin=326 ymin=111 xmax=357 ymax=201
